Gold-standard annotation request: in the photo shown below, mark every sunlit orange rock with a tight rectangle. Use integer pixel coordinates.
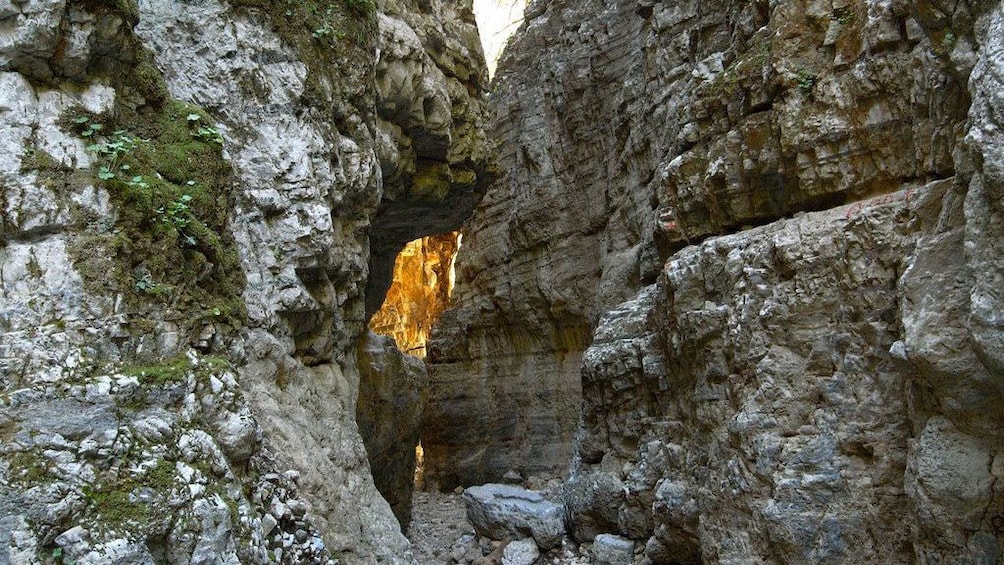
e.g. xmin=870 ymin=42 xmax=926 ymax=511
xmin=370 ymin=232 xmax=460 ymax=358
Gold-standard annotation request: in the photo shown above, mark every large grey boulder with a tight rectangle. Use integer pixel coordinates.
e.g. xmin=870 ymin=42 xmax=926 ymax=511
xmin=463 ymin=484 xmax=566 ymax=549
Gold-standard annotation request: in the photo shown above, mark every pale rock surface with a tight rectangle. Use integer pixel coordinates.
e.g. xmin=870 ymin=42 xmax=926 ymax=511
xmin=0 ymin=0 xmax=492 ymax=562
xmin=463 ymin=484 xmax=566 ymax=550
xmin=572 ymin=181 xmax=1002 ymax=563
xmin=501 ymin=538 xmax=540 ymax=565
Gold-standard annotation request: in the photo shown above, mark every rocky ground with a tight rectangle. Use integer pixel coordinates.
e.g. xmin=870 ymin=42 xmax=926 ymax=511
xmin=408 ymin=485 xmax=607 ymax=565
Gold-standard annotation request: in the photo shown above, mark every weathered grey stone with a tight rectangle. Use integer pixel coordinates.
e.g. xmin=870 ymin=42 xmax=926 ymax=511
xmin=425 ymin=0 xmax=970 ymax=490
xmin=356 ymin=330 xmax=426 ymax=531
xmin=591 ymin=534 xmax=633 ymax=565
xmin=463 ymin=484 xmax=566 ymax=550
xmin=501 ymin=538 xmax=540 ymax=565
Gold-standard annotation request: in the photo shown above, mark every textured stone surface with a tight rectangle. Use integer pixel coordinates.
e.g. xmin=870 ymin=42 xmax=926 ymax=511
xmin=501 ymin=538 xmax=540 ymax=565
xmin=591 ymin=534 xmax=633 ymax=565
xmin=572 ymin=180 xmax=1002 ymax=562
xmin=357 ymin=331 xmax=426 ymax=531
xmin=463 ymin=484 xmax=566 ymax=550
xmin=367 ymin=0 xmax=494 ymax=318
xmin=425 ymin=0 xmax=969 ymax=488
xmin=427 ymin=0 xmax=1002 ymax=561
xmin=0 ymin=0 xmax=492 ymax=562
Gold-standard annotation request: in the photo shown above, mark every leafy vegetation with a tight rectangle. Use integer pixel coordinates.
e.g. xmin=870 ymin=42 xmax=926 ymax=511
xmin=65 ymin=97 xmax=246 ymax=327
xmin=796 ymin=68 xmax=817 ymax=96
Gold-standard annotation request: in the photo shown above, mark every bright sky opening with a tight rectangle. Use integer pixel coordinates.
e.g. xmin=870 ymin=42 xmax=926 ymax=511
xmin=472 ymin=0 xmax=527 ymax=78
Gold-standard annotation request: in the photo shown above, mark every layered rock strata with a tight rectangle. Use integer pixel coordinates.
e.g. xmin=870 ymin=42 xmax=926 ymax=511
xmin=428 ymin=0 xmax=1003 ymax=561
xmin=0 ymin=0 xmax=491 ymax=562
xmin=426 ymin=0 xmax=969 ymax=489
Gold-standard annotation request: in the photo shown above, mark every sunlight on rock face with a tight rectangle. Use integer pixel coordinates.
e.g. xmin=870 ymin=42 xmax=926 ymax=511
xmin=473 ymin=0 xmax=526 ymax=77
xmin=369 ymin=233 xmax=461 ymax=357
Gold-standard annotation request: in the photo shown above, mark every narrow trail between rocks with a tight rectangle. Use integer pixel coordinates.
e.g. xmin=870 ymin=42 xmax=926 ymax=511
xmin=408 ymin=491 xmax=474 ymax=563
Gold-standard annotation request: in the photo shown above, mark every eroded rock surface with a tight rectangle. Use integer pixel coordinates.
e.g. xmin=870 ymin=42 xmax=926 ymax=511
xmin=357 ymin=331 xmax=426 ymax=531
xmin=429 ymin=0 xmax=1003 ymax=562
xmin=0 ymin=0 xmax=492 ymax=562
xmin=463 ymin=484 xmax=566 ymax=550
xmin=425 ymin=0 xmax=970 ymax=489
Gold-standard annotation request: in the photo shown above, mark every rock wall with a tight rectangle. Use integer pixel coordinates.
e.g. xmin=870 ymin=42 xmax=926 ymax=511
xmin=0 ymin=0 xmax=491 ymax=562
xmin=356 ymin=331 xmax=426 ymax=532
xmin=429 ymin=0 xmax=1002 ymax=561
xmin=426 ymin=0 xmax=968 ymax=488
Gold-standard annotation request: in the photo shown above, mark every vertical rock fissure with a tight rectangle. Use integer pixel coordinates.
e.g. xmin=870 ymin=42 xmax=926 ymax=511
xmin=353 ymin=0 xmax=495 ymax=536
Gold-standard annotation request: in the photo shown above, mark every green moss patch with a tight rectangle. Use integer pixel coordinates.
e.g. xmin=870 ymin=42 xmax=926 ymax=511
xmin=82 ymin=458 xmax=178 ymax=527
xmin=227 ymin=0 xmax=377 ymax=114
xmin=120 ymin=355 xmax=192 ymax=385
xmin=7 ymin=450 xmax=50 ymax=486
xmin=64 ymin=97 xmax=245 ymax=328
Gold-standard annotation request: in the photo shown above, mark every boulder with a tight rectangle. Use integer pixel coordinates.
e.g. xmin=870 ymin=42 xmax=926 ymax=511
xmin=592 ymin=534 xmax=634 ymax=565
xmin=463 ymin=484 xmax=566 ymax=549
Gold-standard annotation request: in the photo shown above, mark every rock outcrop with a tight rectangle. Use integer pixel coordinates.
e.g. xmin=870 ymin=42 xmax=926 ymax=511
xmin=426 ymin=0 xmax=968 ymax=487
xmin=0 ymin=0 xmax=492 ymax=562
xmin=357 ymin=331 xmax=426 ymax=531
xmin=429 ymin=0 xmax=1002 ymax=562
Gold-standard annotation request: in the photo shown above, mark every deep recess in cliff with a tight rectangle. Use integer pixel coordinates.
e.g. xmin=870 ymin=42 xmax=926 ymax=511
xmin=425 ymin=0 xmax=1003 ymax=562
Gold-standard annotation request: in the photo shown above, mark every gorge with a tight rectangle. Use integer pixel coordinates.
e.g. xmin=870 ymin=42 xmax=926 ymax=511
xmin=1 ymin=0 xmax=1002 ymax=563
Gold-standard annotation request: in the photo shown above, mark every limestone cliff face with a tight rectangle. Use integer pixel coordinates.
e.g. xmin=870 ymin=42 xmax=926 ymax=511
xmin=427 ymin=0 xmax=968 ymax=488
xmin=429 ymin=0 xmax=1002 ymax=561
xmin=0 ymin=0 xmax=491 ymax=562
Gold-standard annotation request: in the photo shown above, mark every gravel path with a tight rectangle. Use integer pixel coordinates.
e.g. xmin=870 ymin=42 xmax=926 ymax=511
xmin=408 ymin=490 xmax=476 ymax=564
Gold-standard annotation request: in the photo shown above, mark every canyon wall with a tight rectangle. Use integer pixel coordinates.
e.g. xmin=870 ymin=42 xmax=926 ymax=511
xmin=429 ymin=0 xmax=1002 ymax=561
xmin=0 ymin=0 xmax=490 ymax=562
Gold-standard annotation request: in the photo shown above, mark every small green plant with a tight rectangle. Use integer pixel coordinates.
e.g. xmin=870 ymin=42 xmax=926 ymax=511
xmin=193 ymin=126 xmax=224 ymax=145
xmin=126 ymin=175 xmax=150 ymax=189
xmin=796 ymin=68 xmax=817 ymax=96
xmin=51 ymin=546 xmax=77 ymax=565
xmin=184 ymin=111 xmax=224 ymax=145
xmin=133 ymin=269 xmax=157 ymax=293
xmin=51 ymin=547 xmax=76 ymax=565
xmin=833 ymin=7 xmax=854 ymax=25
xmin=156 ymin=194 xmax=198 ymax=245
xmin=942 ymin=31 xmax=956 ymax=51
xmin=82 ymin=124 xmax=143 ymax=181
